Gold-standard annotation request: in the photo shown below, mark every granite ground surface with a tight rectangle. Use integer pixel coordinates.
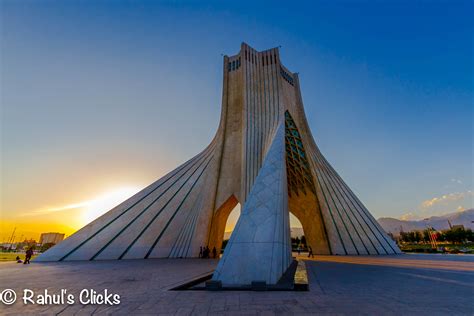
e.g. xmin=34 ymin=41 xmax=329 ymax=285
xmin=0 ymin=254 xmax=472 ymax=315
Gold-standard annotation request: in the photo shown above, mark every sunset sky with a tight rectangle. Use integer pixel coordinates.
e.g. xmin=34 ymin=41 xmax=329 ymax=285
xmin=1 ymin=1 xmax=472 ymax=242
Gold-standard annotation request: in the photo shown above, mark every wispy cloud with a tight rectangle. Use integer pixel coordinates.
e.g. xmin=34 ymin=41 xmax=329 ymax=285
xmin=20 ymin=201 xmax=92 ymax=217
xmin=18 ymin=186 xmax=142 ymax=225
xmin=399 ymin=212 xmax=421 ymax=221
xmin=421 ymin=191 xmax=473 ymax=209
xmin=398 ymin=190 xmax=473 ymax=221
xmin=443 ymin=178 xmax=465 ymax=189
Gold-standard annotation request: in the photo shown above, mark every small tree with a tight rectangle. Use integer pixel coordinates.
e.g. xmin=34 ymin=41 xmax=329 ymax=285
xmin=400 ymin=231 xmax=409 ymax=243
xmin=466 ymin=229 xmax=474 ymax=242
xmin=422 ymin=229 xmax=431 ymax=243
xmin=40 ymin=243 xmax=56 ymax=253
xmin=443 ymin=227 xmax=467 ymax=244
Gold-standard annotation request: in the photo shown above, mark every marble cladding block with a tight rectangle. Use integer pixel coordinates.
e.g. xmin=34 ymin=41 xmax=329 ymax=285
xmin=213 ymin=123 xmax=292 ymax=285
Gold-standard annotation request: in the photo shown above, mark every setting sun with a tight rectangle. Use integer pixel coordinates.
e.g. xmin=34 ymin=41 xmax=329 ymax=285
xmin=80 ymin=186 xmax=143 ymax=224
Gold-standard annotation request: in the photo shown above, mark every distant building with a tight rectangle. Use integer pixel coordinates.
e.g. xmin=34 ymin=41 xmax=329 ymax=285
xmin=0 ymin=243 xmax=16 ymax=250
xmin=39 ymin=232 xmax=65 ymax=245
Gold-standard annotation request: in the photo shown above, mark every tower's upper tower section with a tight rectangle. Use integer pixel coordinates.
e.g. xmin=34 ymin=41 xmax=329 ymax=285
xmin=216 ymin=43 xmax=306 ymax=203
xmin=222 ymin=42 xmax=303 ymax=125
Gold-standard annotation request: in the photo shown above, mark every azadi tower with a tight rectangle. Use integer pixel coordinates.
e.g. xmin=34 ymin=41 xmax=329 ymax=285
xmin=38 ymin=43 xmax=400 ymax=286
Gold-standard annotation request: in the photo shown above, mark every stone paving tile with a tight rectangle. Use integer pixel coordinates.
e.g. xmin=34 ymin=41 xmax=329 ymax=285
xmin=1 ymin=255 xmax=473 ymax=315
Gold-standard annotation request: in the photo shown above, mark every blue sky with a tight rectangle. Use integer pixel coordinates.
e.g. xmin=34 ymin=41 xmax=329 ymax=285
xmin=1 ymin=0 xmax=473 ymax=237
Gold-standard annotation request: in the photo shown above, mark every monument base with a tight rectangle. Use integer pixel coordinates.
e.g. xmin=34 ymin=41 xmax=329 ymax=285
xmin=172 ymin=259 xmax=308 ymax=291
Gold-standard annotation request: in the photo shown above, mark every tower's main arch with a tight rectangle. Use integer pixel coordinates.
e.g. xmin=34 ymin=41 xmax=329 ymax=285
xmin=37 ymin=43 xmax=400 ymax=286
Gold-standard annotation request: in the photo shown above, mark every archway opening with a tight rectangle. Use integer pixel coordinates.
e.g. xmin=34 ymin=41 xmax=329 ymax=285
xmin=207 ymin=195 xmax=240 ymax=257
xmin=285 ymin=110 xmax=331 ymax=255
xmin=221 ymin=203 xmax=241 ymax=254
xmin=290 ymin=212 xmax=307 ymax=257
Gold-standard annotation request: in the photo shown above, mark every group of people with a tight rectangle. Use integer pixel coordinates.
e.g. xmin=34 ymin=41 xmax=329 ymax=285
xmin=199 ymin=246 xmax=218 ymax=259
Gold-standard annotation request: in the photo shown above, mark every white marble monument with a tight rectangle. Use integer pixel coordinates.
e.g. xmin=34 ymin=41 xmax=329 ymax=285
xmin=37 ymin=43 xmax=401 ymax=286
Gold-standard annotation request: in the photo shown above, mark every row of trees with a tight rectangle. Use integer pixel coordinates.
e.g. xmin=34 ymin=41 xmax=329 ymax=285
xmin=399 ymin=227 xmax=473 ymax=244
xmin=224 ymin=228 xmax=472 ymax=249
xmin=1 ymin=242 xmax=56 ymax=253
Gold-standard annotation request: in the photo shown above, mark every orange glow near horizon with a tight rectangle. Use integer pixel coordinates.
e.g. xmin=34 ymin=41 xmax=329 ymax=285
xmin=0 ymin=186 xmax=142 ymax=242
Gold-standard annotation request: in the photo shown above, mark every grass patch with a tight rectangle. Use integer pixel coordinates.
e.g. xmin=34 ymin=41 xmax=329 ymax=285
xmin=0 ymin=252 xmax=38 ymax=262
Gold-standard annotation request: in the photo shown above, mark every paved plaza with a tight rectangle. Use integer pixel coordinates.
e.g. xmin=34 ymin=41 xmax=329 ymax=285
xmin=0 ymin=254 xmax=473 ymax=315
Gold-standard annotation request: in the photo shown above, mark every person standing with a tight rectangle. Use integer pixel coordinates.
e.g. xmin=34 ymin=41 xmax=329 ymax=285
xmin=24 ymin=247 xmax=33 ymax=264
xmin=307 ymin=245 xmax=314 ymax=258
xmin=212 ymin=246 xmax=217 ymax=258
xmin=199 ymin=246 xmax=203 ymax=258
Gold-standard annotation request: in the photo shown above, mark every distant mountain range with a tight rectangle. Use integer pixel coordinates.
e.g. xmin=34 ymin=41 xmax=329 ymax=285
xmin=378 ymin=209 xmax=474 ymax=236
xmin=223 ymin=209 xmax=474 ymax=240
